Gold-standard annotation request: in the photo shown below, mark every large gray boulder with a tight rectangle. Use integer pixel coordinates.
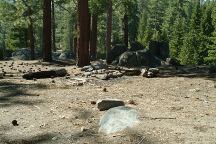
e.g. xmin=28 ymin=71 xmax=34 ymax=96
xmin=99 ymin=106 xmax=139 ymax=134
xmin=118 ymin=51 xmax=138 ymax=67
xmin=52 ymin=51 xmax=61 ymax=60
xmin=118 ymin=49 xmax=161 ymax=67
xmin=107 ymin=44 xmax=128 ymax=63
xmin=12 ymin=48 xmax=31 ymax=60
xmin=59 ymin=52 xmax=68 ymax=60
xmin=12 ymin=48 xmax=40 ymax=60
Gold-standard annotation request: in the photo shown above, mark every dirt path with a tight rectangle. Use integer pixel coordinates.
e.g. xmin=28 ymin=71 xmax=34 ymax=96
xmin=0 ymin=60 xmax=216 ymax=144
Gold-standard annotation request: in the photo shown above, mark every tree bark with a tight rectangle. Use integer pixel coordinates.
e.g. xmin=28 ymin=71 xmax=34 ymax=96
xmin=51 ymin=0 xmax=56 ymax=52
xmin=28 ymin=6 xmax=35 ymax=60
xmin=123 ymin=14 xmax=129 ymax=48
xmin=77 ymin=0 xmax=90 ymax=67
xmin=73 ymin=21 xmax=77 ymax=58
xmin=90 ymin=13 xmax=98 ymax=60
xmin=43 ymin=0 xmax=52 ymax=62
xmin=106 ymin=0 xmax=113 ymax=64
xmin=2 ymin=32 xmax=6 ymax=59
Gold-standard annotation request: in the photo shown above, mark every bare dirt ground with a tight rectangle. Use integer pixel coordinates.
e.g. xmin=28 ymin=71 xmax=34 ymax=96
xmin=0 ymin=60 xmax=216 ymax=144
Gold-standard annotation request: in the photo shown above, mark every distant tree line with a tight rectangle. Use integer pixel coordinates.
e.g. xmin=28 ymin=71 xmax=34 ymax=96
xmin=0 ymin=0 xmax=216 ymax=66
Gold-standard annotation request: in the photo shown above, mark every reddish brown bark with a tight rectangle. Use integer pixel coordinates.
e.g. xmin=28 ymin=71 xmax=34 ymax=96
xmin=77 ymin=0 xmax=90 ymax=67
xmin=123 ymin=14 xmax=129 ymax=48
xmin=51 ymin=0 xmax=56 ymax=52
xmin=90 ymin=13 xmax=98 ymax=60
xmin=106 ymin=0 xmax=113 ymax=64
xmin=28 ymin=6 xmax=35 ymax=60
xmin=43 ymin=0 xmax=52 ymax=62
xmin=73 ymin=21 xmax=77 ymax=58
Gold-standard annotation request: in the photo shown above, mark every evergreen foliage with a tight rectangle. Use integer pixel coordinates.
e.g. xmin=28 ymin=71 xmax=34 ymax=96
xmin=0 ymin=0 xmax=216 ymax=65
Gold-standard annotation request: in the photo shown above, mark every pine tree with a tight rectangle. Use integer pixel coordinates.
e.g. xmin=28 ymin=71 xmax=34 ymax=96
xmin=169 ymin=16 xmax=185 ymax=59
xmin=205 ymin=3 xmax=216 ymax=64
xmin=180 ymin=0 xmax=203 ymax=64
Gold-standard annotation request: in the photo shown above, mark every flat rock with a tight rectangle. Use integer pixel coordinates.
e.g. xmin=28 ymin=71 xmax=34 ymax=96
xmin=97 ymin=99 xmax=125 ymax=111
xmin=99 ymin=106 xmax=139 ymax=134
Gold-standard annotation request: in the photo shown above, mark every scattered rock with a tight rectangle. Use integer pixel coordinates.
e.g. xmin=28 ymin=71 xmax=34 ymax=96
xmin=118 ymin=49 xmax=162 ymax=67
xmin=12 ymin=120 xmax=19 ymax=126
xmin=103 ymin=88 xmax=107 ymax=92
xmin=91 ymin=60 xmax=107 ymax=70
xmin=127 ymin=100 xmax=136 ymax=105
xmin=81 ymin=66 xmax=94 ymax=72
xmin=81 ymin=126 xmax=88 ymax=132
xmin=99 ymin=106 xmax=139 ymax=134
xmin=123 ymin=69 xmax=141 ymax=76
xmin=97 ymin=99 xmax=125 ymax=111
xmin=107 ymin=44 xmax=128 ymax=63
xmin=52 ymin=136 xmax=58 ymax=141
xmin=91 ymin=101 xmax=96 ymax=105
xmin=141 ymin=68 xmax=159 ymax=78
xmin=58 ymin=53 xmax=68 ymax=60
xmin=189 ymin=88 xmax=200 ymax=92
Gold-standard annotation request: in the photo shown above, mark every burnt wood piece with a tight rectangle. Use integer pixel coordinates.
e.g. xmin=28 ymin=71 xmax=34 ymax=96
xmin=122 ymin=69 xmax=141 ymax=76
xmin=23 ymin=68 xmax=67 ymax=80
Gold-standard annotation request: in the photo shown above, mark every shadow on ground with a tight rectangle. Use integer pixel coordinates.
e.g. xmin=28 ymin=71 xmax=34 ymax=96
xmin=68 ymin=127 xmax=153 ymax=144
xmin=32 ymin=60 xmax=76 ymax=67
xmin=0 ymin=81 xmax=47 ymax=107
xmin=158 ymin=65 xmax=216 ymax=82
xmin=0 ymin=133 xmax=56 ymax=144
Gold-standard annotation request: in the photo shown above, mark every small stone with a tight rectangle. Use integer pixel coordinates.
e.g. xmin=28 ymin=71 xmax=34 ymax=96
xmin=141 ymin=68 xmax=148 ymax=77
xmin=127 ymin=100 xmax=136 ymax=105
xmin=103 ymin=88 xmax=107 ymax=92
xmin=65 ymin=76 xmax=70 ymax=79
xmin=52 ymin=136 xmax=58 ymax=141
xmin=12 ymin=120 xmax=19 ymax=126
xmin=91 ymin=101 xmax=96 ymax=105
xmin=81 ymin=126 xmax=88 ymax=132
xmin=97 ymin=99 xmax=125 ymax=111
xmin=61 ymin=116 xmax=66 ymax=119
xmin=51 ymin=80 xmax=55 ymax=83
xmin=189 ymin=88 xmax=200 ymax=92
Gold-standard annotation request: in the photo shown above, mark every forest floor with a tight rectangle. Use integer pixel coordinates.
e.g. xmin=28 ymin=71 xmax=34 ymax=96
xmin=0 ymin=60 xmax=216 ymax=144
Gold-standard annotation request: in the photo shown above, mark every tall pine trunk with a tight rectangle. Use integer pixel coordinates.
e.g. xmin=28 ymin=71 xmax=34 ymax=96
xmin=106 ymin=0 xmax=112 ymax=64
xmin=123 ymin=14 xmax=128 ymax=48
xmin=43 ymin=0 xmax=52 ymax=62
xmin=77 ymin=0 xmax=90 ymax=67
xmin=73 ymin=21 xmax=77 ymax=58
xmin=51 ymin=0 xmax=56 ymax=52
xmin=28 ymin=6 xmax=35 ymax=60
xmin=90 ymin=13 xmax=98 ymax=60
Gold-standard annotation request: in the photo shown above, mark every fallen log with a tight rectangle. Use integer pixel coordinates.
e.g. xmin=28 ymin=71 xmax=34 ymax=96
xmin=22 ymin=68 xmax=68 ymax=80
xmin=122 ymin=69 xmax=141 ymax=76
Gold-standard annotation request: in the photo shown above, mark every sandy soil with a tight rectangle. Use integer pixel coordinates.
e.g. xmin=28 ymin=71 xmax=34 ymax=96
xmin=0 ymin=60 xmax=216 ymax=144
